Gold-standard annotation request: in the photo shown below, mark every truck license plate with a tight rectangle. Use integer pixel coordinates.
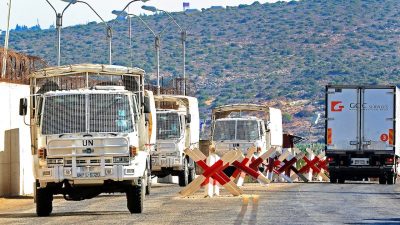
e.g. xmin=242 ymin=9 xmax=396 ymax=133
xmin=351 ymin=158 xmax=369 ymax=166
xmin=77 ymin=172 xmax=100 ymax=178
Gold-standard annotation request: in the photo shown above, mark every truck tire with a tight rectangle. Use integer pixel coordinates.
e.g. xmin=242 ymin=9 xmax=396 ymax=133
xmin=188 ymin=160 xmax=196 ymax=183
xmin=126 ymin=184 xmax=144 ymax=214
xmin=145 ymin=170 xmax=151 ymax=195
xmin=338 ymin=178 xmax=345 ymax=184
xmin=178 ymin=159 xmax=189 ymax=187
xmin=36 ymin=188 xmax=53 ymax=217
xmin=387 ymin=173 xmax=395 ymax=185
xmin=329 ymin=173 xmax=337 ymax=184
xmin=379 ymin=176 xmax=386 ymax=184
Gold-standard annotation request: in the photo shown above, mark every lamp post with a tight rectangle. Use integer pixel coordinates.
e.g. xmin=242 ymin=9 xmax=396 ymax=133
xmin=1 ymin=0 xmax=12 ymax=78
xmin=124 ymin=12 xmax=161 ymax=95
xmin=46 ymin=0 xmax=112 ymax=65
xmin=142 ymin=6 xmax=187 ymax=95
xmin=115 ymin=6 xmax=172 ymax=96
xmin=45 ymin=0 xmax=74 ymax=66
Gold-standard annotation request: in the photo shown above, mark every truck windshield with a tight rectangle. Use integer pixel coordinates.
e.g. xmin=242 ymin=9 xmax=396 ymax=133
xmin=156 ymin=113 xmax=181 ymax=140
xmin=213 ymin=120 xmax=260 ymax=141
xmin=42 ymin=94 xmax=134 ymax=135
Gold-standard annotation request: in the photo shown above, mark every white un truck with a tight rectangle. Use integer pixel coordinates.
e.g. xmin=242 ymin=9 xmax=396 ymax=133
xmin=211 ymin=104 xmax=283 ymax=162
xmin=325 ymin=85 xmax=400 ymax=184
xmin=151 ymin=95 xmax=199 ymax=186
xmin=19 ymin=64 xmax=156 ymax=216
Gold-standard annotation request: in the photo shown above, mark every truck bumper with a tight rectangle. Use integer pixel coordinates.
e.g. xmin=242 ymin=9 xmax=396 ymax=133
xmin=37 ymin=165 xmax=142 ymax=186
xmin=329 ymin=166 xmax=395 ymax=178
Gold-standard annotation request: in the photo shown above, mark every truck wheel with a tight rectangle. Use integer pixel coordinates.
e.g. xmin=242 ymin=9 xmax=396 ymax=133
xmin=379 ymin=176 xmax=386 ymax=184
xmin=145 ymin=170 xmax=152 ymax=195
xmin=188 ymin=160 xmax=196 ymax=183
xmin=178 ymin=159 xmax=189 ymax=187
xmin=36 ymin=188 xmax=53 ymax=217
xmin=338 ymin=178 xmax=345 ymax=184
xmin=329 ymin=173 xmax=337 ymax=183
xmin=387 ymin=173 xmax=395 ymax=185
xmin=126 ymin=184 xmax=144 ymax=214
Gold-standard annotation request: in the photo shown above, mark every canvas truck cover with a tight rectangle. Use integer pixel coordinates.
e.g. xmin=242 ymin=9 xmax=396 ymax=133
xmin=326 ymin=85 xmax=400 ymax=156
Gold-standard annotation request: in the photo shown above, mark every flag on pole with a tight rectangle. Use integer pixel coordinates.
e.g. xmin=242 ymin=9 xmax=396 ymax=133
xmin=183 ymin=2 xmax=190 ymax=11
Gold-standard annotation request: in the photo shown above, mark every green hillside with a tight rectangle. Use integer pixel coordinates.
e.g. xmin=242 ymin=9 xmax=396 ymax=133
xmin=5 ymin=0 xmax=400 ymax=138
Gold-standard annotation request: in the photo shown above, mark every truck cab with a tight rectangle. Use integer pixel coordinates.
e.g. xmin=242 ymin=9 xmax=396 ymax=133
xmin=19 ymin=64 xmax=155 ymax=216
xmin=151 ymin=95 xmax=199 ymax=186
xmin=211 ymin=104 xmax=283 ymax=157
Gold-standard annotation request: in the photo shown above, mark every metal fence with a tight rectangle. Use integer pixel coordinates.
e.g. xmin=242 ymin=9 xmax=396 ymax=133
xmin=0 ymin=48 xmax=46 ymax=83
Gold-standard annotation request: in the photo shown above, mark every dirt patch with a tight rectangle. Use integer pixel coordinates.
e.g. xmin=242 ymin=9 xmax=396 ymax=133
xmin=0 ymin=196 xmax=34 ymax=212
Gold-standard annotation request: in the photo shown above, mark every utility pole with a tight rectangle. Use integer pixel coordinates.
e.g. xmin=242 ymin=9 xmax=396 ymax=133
xmin=1 ymin=0 xmax=12 ymax=78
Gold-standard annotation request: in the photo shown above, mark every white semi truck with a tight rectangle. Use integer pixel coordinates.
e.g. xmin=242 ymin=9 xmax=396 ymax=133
xmin=151 ymin=95 xmax=199 ymax=186
xmin=211 ymin=104 xmax=283 ymax=164
xmin=19 ymin=64 xmax=156 ymax=216
xmin=325 ymin=85 xmax=400 ymax=184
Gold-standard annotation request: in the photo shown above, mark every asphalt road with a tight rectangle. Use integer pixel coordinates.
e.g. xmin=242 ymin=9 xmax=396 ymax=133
xmin=0 ymin=182 xmax=399 ymax=225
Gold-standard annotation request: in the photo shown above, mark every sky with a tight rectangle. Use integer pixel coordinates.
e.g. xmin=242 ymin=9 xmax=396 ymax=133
xmin=0 ymin=0 xmax=288 ymax=31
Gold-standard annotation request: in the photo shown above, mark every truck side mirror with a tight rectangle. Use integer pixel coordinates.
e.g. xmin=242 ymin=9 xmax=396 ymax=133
xmin=143 ymin=96 xmax=151 ymax=114
xmin=265 ymin=121 xmax=271 ymax=132
xmin=19 ymin=98 xmax=27 ymax=116
xmin=186 ymin=114 xmax=192 ymax=123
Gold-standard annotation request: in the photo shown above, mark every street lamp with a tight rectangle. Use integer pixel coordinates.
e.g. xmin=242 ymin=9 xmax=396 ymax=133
xmin=119 ymin=12 xmax=163 ymax=95
xmin=46 ymin=0 xmax=112 ymax=65
xmin=142 ymin=6 xmax=187 ymax=95
xmin=114 ymin=5 xmax=173 ymax=96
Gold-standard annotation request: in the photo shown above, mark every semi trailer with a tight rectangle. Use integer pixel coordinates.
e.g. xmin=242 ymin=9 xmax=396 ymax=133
xmin=325 ymin=85 xmax=400 ymax=184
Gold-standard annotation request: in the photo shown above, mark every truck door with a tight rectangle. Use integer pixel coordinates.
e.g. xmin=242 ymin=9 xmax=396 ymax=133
xmin=361 ymin=88 xmax=394 ymax=151
xmin=326 ymin=87 xmax=359 ymax=151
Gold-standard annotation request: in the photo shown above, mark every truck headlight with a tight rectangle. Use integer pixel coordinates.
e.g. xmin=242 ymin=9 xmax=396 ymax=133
xmin=125 ymin=169 xmax=135 ymax=175
xmin=42 ymin=170 xmax=51 ymax=176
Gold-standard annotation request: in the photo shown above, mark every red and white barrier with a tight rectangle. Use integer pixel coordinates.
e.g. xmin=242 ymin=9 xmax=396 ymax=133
xmin=182 ymin=148 xmax=243 ymax=197
xmin=204 ymin=153 xmax=220 ymax=197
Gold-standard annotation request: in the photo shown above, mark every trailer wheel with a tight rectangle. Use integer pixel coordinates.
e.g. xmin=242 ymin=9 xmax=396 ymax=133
xmin=178 ymin=159 xmax=189 ymax=187
xmin=379 ymin=176 xmax=386 ymax=184
xmin=36 ymin=187 xmax=53 ymax=217
xmin=329 ymin=173 xmax=337 ymax=184
xmin=387 ymin=173 xmax=395 ymax=185
xmin=126 ymin=183 xmax=144 ymax=214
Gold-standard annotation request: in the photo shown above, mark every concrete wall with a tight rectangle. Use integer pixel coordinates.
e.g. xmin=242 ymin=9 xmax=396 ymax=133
xmin=0 ymin=83 xmax=33 ymax=196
